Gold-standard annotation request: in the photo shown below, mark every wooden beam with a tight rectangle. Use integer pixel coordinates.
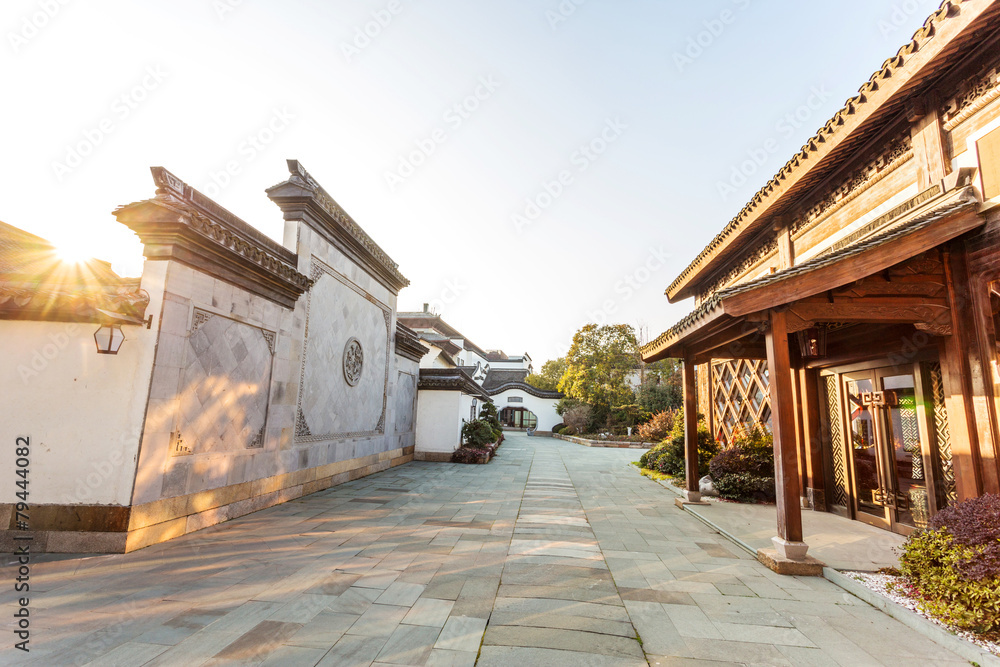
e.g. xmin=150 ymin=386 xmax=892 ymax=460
xmin=765 ymin=309 xmax=804 ymax=543
xmin=683 ymin=352 xmax=701 ymax=500
xmin=785 ymin=301 xmax=950 ymax=333
xmin=910 ymin=94 xmax=949 ymax=191
xmin=723 ymin=208 xmax=985 ymax=317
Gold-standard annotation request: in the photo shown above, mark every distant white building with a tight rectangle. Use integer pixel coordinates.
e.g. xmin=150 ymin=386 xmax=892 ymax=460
xmin=398 ymin=308 xmax=563 ymax=460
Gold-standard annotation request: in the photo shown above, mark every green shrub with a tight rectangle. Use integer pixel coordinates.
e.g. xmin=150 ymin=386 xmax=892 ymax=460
xmin=898 ymin=494 xmax=1000 ymax=639
xmin=640 ymin=412 xmax=717 ymax=478
xmin=478 ymin=403 xmax=503 ymax=439
xmin=708 ymin=425 xmax=775 ymax=503
xmin=461 ymin=419 xmax=495 ymax=447
xmin=551 ymin=423 xmax=566 ymax=434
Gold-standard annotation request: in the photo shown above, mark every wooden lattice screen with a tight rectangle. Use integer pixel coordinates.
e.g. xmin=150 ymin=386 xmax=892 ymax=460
xmin=711 ymin=360 xmax=771 ymax=445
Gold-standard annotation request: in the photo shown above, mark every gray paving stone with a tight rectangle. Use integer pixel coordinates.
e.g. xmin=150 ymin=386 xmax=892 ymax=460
xmin=402 ymin=597 xmax=455 ymax=627
xmin=434 ymin=615 xmax=487 ymax=652
xmin=18 ymin=435 xmax=975 ymax=667
xmin=347 ymin=603 xmax=409 ymax=637
xmin=376 ymin=623 xmax=441 ymax=665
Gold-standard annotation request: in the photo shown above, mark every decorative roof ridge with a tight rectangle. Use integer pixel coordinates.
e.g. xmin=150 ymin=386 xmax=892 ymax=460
xmin=267 ymin=160 xmax=409 ymax=292
xmin=417 ymin=367 xmax=492 ymax=400
xmin=142 ymin=166 xmax=296 ymax=263
xmin=115 ymin=167 xmax=312 ymax=310
xmin=395 ymin=321 xmax=428 ymax=363
xmin=666 ymin=0 xmax=967 ymax=301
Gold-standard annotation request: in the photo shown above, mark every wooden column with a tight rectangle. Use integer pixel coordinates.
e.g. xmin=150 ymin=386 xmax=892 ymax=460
xmin=940 ymin=244 xmax=999 ymax=498
xmin=765 ymin=309 xmax=805 ymax=549
xmin=682 ymin=351 xmax=701 ymax=501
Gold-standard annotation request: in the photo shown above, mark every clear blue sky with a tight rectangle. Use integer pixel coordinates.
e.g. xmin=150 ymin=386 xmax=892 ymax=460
xmin=1 ymin=0 xmax=943 ymax=363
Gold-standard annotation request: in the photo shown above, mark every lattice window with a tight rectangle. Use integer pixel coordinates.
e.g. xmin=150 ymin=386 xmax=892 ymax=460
xmin=823 ymin=375 xmax=850 ymax=507
xmin=711 ymin=359 xmax=771 ymax=445
xmin=928 ymin=362 xmax=957 ymax=506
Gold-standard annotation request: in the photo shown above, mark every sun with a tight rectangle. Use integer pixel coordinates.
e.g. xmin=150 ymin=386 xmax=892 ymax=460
xmin=54 ymin=242 xmax=94 ymax=265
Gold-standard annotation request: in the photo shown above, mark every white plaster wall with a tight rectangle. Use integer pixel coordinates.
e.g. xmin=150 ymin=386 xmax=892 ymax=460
xmin=0 ymin=260 xmax=166 ymax=506
xmin=493 ymin=388 xmax=561 ymax=432
xmin=415 ymin=390 xmax=462 ymax=454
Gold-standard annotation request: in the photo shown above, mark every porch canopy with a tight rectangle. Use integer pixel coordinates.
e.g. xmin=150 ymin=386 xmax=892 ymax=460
xmin=642 ymin=185 xmax=985 ymax=554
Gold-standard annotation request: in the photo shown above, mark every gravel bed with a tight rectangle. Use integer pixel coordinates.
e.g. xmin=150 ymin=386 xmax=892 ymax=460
xmin=846 ymin=570 xmax=999 ymax=657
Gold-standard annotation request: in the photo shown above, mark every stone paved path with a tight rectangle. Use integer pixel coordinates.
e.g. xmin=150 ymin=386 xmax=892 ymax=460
xmin=0 ymin=434 xmax=969 ymax=666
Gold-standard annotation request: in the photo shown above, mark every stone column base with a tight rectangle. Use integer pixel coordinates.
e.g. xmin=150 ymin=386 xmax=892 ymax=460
xmin=756 ymin=548 xmax=826 ymax=576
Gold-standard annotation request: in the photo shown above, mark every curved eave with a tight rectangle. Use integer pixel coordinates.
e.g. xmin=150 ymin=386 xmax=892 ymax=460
xmin=645 ymin=189 xmax=984 ymax=362
xmin=485 ymin=382 xmax=564 ymax=399
xmin=666 ymin=0 xmax=996 ymax=303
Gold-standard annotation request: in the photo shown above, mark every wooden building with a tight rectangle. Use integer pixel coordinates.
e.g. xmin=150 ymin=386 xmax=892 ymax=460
xmin=642 ymin=0 xmax=1000 ymax=564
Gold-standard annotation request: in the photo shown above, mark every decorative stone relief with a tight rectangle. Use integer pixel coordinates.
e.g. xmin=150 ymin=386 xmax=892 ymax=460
xmin=179 ymin=310 xmax=275 ymax=452
xmin=343 ymin=338 xmax=363 ymax=387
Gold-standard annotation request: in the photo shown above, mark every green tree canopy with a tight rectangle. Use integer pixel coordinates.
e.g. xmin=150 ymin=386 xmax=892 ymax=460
xmin=558 ymin=324 xmax=639 ymax=423
xmin=638 ymin=358 xmax=683 ymax=414
xmin=525 ymin=357 xmax=567 ymax=392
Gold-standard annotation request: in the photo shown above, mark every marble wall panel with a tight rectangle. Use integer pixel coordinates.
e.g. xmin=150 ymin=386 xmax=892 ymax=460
xmin=297 ymin=259 xmax=390 ymax=441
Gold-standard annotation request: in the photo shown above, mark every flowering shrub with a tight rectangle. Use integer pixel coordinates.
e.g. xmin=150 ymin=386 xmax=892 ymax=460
xmin=636 ymin=410 xmax=676 ymax=442
xmin=708 ymin=425 xmax=775 ymax=503
xmin=898 ymin=494 xmax=1000 ymax=638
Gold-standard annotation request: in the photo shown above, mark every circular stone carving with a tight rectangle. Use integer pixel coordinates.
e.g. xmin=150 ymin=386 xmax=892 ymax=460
xmin=343 ymin=338 xmax=364 ymax=387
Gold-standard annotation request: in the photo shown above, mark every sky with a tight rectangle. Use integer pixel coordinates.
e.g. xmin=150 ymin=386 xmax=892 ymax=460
xmin=1 ymin=0 xmax=944 ymax=365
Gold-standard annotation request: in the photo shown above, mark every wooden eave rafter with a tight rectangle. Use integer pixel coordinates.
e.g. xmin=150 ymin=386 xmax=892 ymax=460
xmin=642 ymin=189 xmax=985 ymax=363
xmin=666 ymin=0 xmax=998 ymax=303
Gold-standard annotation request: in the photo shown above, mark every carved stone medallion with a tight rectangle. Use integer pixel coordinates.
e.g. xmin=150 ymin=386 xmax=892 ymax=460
xmin=343 ymin=337 xmax=363 ymax=387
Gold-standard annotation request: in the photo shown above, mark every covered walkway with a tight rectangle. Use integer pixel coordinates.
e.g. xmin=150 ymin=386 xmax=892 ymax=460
xmin=0 ymin=435 xmax=971 ymax=666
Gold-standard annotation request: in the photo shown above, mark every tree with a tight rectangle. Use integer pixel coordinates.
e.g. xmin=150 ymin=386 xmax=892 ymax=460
xmin=637 ymin=358 xmax=683 ymax=414
xmin=525 ymin=357 xmax=567 ymax=392
xmin=558 ymin=324 xmax=639 ymax=427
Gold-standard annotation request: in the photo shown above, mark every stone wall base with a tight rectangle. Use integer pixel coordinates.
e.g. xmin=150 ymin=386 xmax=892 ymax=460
xmin=0 ymin=446 xmax=414 ymax=554
xmin=414 ymin=451 xmax=454 ymax=462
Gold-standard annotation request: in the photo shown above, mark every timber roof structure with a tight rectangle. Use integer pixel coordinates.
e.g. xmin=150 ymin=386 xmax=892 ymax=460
xmin=666 ymin=0 xmax=1000 ymax=302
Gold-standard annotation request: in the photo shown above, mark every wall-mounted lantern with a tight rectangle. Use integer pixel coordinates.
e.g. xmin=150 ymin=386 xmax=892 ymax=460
xmin=94 ymin=324 xmax=126 ymax=355
xmin=796 ymin=326 xmax=828 ymax=359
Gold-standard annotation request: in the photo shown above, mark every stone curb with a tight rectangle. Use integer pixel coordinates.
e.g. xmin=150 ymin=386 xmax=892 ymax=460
xmin=551 ymin=434 xmax=655 ymax=449
xmin=823 ymin=568 xmax=1000 ymax=667
xmin=636 ymin=465 xmax=1000 ymax=665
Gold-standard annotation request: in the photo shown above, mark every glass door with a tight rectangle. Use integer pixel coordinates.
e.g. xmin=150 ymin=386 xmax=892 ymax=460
xmin=842 ymin=368 xmax=930 ymax=535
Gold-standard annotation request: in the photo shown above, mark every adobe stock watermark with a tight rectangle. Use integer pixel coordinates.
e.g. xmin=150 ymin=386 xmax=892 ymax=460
xmin=200 ymin=107 xmax=295 ymax=198
xmin=587 ymin=245 xmax=671 ymax=326
xmin=425 ymin=277 xmax=469 ymax=316
xmin=17 ymin=322 xmax=83 ymax=383
xmin=513 ymin=117 xmax=627 ymax=233
xmin=341 ymin=0 xmax=411 ymax=63
xmin=546 ymin=0 xmax=587 ymax=31
xmin=715 ymin=84 xmax=832 ymax=202
xmin=212 ymin=0 xmax=245 ymax=20
xmin=673 ymin=0 xmax=752 ymax=72
xmin=877 ymin=0 xmax=928 ymax=39
xmin=384 ymin=76 xmax=501 ymax=192
xmin=51 ymin=65 xmax=168 ymax=182
xmin=7 ymin=0 xmax=71 ymax=53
